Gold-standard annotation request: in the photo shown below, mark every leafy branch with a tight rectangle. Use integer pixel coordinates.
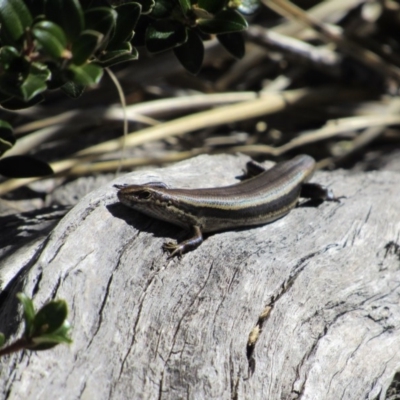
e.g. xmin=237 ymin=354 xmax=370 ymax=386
xmin=0 ymin=0 xmax=252 ymax=181
xmin=0 ymin=293 xmax=72 ymax=357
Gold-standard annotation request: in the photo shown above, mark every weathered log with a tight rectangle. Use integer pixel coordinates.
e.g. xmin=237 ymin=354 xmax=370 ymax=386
xmin=0 ymin=154 xmax=399 ymax=400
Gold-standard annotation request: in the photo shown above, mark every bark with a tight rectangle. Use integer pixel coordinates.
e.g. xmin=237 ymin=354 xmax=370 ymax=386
xmin=0 ymin=154 xmax=399 ymax=400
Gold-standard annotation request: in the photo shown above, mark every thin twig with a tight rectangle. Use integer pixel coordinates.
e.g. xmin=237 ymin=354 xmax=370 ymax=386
xmin=263 ymin=0 xmax=400 ymax=82
xmin=0 ymin=338 xmax=27 ymax=357
xmin=246 ymin=25 xmax=341 ymax=77
xmin=105 ymin=67 xmax=128 ymax=175
xmin=229 ymin=113 xmax=400 ymax=157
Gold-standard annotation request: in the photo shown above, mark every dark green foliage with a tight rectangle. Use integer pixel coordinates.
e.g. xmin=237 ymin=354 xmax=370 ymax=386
xmin=197 ymin=9 xmax=248 ymax=34
xmin=0 ymin=0 xmax=249 ymax=103
xmin=0 ymin=0 xmax=141 ymax=108
xmin=107 ymin=2 xmax=141 ymax=49
xmin=0 ymin=293 xmax=72 ymax=356
xmin=146 ymin=20 xmax=187 ymax=52
xmin=149 ymin=0 xmax=174 ymax=18
xmin=32 ymin=21 xmax=68 ymax=59
xmin=72 ymin=30 xmax=103 ymax=65
xmin=84 ymin=7 xmax=117 ymax=39
xmin=217 ymin=31 xmax=245 ymax=59
xmin=61 ymin=81 xmax=86 ymax=98
xmin=68 ymin=63 xmax=103 ymax=85
xmin=137 ymin=0 xmax=248 ymax=74
xmin=0 ymin=61 xmax=49 ymax=102
xmin=0 ymin=0 xmax=32 ymax=45
xmin=18 ymin=292 xmax=72 ymax=351
xmin=29 ymin=298 xmax=70 ymax=350
xmin=0 ymin=0 xmax=250 ymax=180
xmin=177 ymin=0 xmax=190 ymax=14
xmin=134 ymin=0 xmax=155 ymax=14
xmin=197 ymin=0 xmax=225 ymax=15
xmin=44 ymin=0 xmax=84 ymax=42
xmin=173 ymin=28 xmax=203 ymax=74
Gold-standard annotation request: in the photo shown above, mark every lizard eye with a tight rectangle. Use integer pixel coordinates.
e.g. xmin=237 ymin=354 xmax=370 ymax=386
xmin=136 ymin=190 xmax=152 ymax=200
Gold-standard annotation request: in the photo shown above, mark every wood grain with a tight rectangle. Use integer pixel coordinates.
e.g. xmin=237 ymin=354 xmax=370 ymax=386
xmin=0 ymin=154 xmax=399 ymax=400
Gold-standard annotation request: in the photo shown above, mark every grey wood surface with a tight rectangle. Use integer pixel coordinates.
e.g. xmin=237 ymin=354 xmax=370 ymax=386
xmin=0 ymin=154 xmax=399 ymax=400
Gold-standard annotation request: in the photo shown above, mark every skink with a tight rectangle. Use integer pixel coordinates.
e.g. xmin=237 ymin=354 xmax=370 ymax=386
xmin=115 ymin=154 xmax=338 ymax=257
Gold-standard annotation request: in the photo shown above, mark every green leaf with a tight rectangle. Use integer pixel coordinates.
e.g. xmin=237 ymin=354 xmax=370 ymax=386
xmin=178 ymin=0 xmax=190 ymax=14
xmin=197 ymin=0 xmax=225 ymax=14
xmin=84 ymin=7 xmax=116 ymax=39
xmin=0 ymin=46 xmax=20 ymax=69
xmin=197 ymin=9 xmax=248 ymax=34
xmin=173 ymin=29 xmax=203 ymax=74
xmin=31 ymin=332 xmax=72 ymax=347
xmin=107 ymin=2 xmax=141 ymax=50
xmin=0 ymin=155 xmax=53 ymax=178
xmin=29 ymin=320 xmax=72 ymax=351
xmin=72 ymin=30 xmax=103 ymax=65
xmin=0 ymin=68 xmax=48 ymax=101
xmin=0 ymin=120 xmax=15 ymax=156
xmin=217 ymin=31 xmax=245 ymax=59
xmin=0 ymin=59 xmax=48 ymax=101
xmin=97 ymin=44 xmax=138 ymax=68
xmin=134 ymin=0 xmax=155 ymax=14
xmin=146 ymin=20 xmax=187 ymax=53
xmin=0 ymin=56 xmax=30 ymax=90
xmin=18 ymin=71 xmax=47 ymax=101
xmin=46 ymin=63 xmax=69 ymax=90
xmin=32 ymin=300 xmax=68 ymax=337
xmin=31 ymin=61 xmax=52 ymax=81
xmin=149 ymin=0 xmax=175 ymax=18
xmin=69 ymin=63 xmax=103 ymax=85
xmin=61 ymin=82 xmax=85 ymax=98
xmin=192 ymin=5 xmax=213 ymax=19
xmin=0 ymin=333 xmax=5 ymax=348
xmin=0 ymin=0 xmax=33 ymax=44
xmin=51 ymin=320 xmax=72 ymax=340
xmin=17 ymin=293 xmax=35 ymax=338
xmin=32 ymin=21 xmax=68 ymax=59
xmin=44 ymin=0 xmax=84 ymax=42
